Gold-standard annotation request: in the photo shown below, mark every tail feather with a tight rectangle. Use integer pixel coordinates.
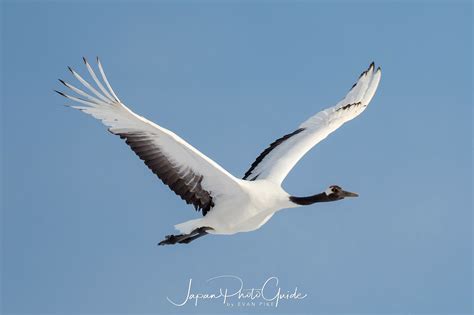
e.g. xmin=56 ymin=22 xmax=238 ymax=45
xmin=174 ymin=218 xmax=203 ymax=234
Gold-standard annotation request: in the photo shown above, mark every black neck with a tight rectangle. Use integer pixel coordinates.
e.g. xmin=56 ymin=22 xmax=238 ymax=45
xmin=289 ymin=193 xmax=338 ymax=206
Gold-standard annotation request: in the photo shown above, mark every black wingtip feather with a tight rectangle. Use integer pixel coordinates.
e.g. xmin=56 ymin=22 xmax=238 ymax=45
xmin=54 ymin=90 xmax=66 ymax=97
xmin=82 ymin=56 xmax=87 ymax=64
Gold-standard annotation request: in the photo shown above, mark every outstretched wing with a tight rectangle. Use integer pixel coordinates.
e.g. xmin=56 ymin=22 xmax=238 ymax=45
xmin=243 ymin=62 xmax=381 ymax=184
xmin=57 ymin=57 xmax=242 ymax=216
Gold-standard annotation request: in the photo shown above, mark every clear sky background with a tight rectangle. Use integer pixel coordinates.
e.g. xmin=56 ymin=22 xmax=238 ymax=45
xmin=1 ymin=1 xmax=472 ymax=314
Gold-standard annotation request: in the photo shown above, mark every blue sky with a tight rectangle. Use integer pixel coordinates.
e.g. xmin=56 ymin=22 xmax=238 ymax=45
xmin=1 ymin=1 xmax=472 ymax=314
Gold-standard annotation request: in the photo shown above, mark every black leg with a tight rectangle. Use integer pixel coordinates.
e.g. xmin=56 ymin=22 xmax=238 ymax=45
xmin=158 ymin=227 xmax=212 ymax=246
xmin=178 ymin=229 xmax=208 ymax=244
xmin=158 ymin=234 xmax=188 ymax=246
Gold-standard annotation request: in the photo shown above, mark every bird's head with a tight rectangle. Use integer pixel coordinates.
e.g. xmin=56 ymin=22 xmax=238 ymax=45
xmin=325 ymin=185 xmax=359 ymax=200
xmin=289 ymin=184 xmax=359 ymax=205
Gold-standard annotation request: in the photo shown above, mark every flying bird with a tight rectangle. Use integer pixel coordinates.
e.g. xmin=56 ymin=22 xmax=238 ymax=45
xmin=56 ymin=58 xmax=381 ymax=245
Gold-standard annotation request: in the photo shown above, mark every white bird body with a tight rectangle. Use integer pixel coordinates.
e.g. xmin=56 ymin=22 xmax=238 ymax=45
xmin=57 ymin=58 xmax=381 ymax=245
xmin=180 ymin=179 xmax=294 ymax=235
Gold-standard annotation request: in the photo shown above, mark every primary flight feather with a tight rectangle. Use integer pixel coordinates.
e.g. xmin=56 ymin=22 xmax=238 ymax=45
xmin=56 ymin=58 xmax=381 ymax=245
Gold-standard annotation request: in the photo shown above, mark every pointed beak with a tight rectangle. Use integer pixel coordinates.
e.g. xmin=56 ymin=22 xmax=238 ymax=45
xmin=342 ymin=190 xmax=359 ymax=198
